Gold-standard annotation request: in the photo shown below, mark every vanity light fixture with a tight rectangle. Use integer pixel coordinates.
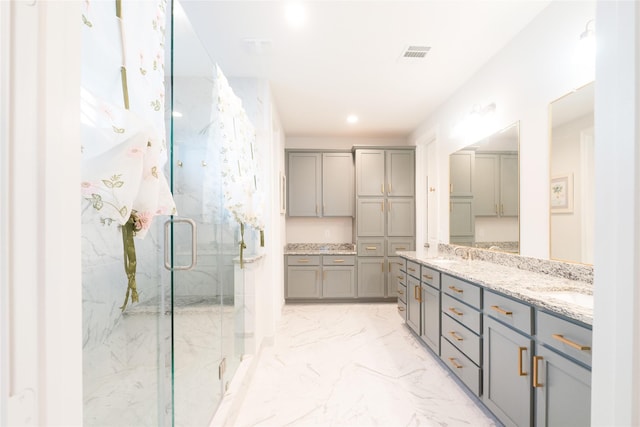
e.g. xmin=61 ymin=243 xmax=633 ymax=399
xmin=346 ymin=114 xmax=359 ymax=124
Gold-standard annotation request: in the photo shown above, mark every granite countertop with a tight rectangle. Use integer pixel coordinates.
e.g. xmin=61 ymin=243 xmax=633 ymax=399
xmin=398 ymin=250 xmax=593 ymax=325
xmin=284 ymin=243 xmax=357 ymax=255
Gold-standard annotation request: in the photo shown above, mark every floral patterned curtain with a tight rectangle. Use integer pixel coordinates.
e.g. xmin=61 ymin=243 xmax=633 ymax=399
xmin=80 ymin=0 xmax=176 ymax=309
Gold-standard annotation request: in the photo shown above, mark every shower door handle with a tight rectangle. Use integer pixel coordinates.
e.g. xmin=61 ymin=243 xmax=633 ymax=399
xmin=164 ymin=218 xmax=198 ymax=271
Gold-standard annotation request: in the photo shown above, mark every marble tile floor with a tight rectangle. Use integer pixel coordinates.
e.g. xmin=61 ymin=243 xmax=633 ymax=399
xmin=233 ymin=303 xmax=497 ymax=427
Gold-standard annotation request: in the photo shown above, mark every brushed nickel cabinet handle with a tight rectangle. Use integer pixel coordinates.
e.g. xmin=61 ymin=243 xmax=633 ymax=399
xmin=491 ymin=305 xmax=513 ymax=316
xmin=333 ymin=259 xmax=345 ymax=263
xmin=518 ymin=346 xmax=528 ymax=376
xmin=423 ymin=273 xmax=433 ymax=280
xmin=298 ymin=259 xmax=310 ymax=263
xmin=397 ymin=246 xmax=407 ymax=250
xmin=448 ymin=307 xmax=463 ymax=316
xmin=381 ymin=183 xmax=384 ymax=194
xmin=449 ymin=331 xmax=463 ymax=342
xmin=448 ymin=357 xmax=463 ymax=369
xmin=533 ymin=355 xmax=543 ymax=387
xmin=448 ymin=285 xmax=463 ymax=294
xmin=408 ymin=267 xmax=416 ymax=272
xmin=366 ymin=246 xmax=377 ymax=251
xmin=415 ymin=285 xmax=422 ymax=302
xmin=552 ymin=334 xmax=591 ymax=351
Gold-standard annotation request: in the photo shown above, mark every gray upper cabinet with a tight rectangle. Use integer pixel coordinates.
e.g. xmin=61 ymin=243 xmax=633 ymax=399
xmin=288 ymin=152 xmax=321 ymax=216
xmin=386 ymin=150 xmax=415 ymax=196
xmin=356 ymin=149 xmax=385 ymax=196
xmin=474 ymin=152 xmax=518 ymax=217
xmin=450 ymin=150 xmax=474 ymax=197
xmin=287 ymin=151 xmax=354 ymax=217
xmin=322 ymin=152 xmax=354 ymax=216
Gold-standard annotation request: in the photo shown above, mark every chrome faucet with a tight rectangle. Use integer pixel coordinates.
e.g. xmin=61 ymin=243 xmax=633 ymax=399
xmin=453 ymin=246 xmax=468 ymax=259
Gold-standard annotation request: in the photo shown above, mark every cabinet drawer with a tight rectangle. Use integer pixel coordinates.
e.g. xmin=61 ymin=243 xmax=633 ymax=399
xmin=537 ymin=311 xmax=592 ymax=367
xmin=442 ymin=274 xmax=481 ymax=309
xmin=484 ymin=290 xmax=533 ymax=336
xmin=442 ymin=293 xmax=482 ymax=334
xmin=441 ymin=338 xmax=481 ymax=396
xmin=387 ymin=238 xmax=414 ymax=255
xmin=406 ymin=260 xmax=421 ymax=279
xmin=397 ymin=282 xmax=407 ymax=303
xmin=442 ymin=312 xmax=481 ymax=365
xmin=421 ymin=266 xmax=440 ymax=290
xmin=287 ymin=255 xmax=320 ymax=266
xmin=397 ymin=300 xmax=407 ymax=321
xmin=357 ymin=239 xmax=384 ymax=256
xmin=322 ymin=255 xmax=355 ymax=266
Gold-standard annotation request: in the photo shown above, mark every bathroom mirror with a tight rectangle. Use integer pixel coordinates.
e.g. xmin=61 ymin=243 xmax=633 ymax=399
xmin=449 ymin=122 xmax=520 ymax=253
xmin=549 ymin=82 xmax=594 ymax=264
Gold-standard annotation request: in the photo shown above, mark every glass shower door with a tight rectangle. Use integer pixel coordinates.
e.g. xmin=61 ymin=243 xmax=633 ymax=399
xmin=168 ymin=1 xmax=243 ymax=425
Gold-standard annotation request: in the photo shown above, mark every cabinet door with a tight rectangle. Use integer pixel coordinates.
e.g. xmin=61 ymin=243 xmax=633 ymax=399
xmin=386 ymin=150 xmax=414 ymax=197
xmin=387 ymin=198 xmax=415 ymax=236
xmin=450 ymin=198 xmax=474 ymax=242
xmin=357 ymin=198 xmax=385 ymax=236
xmin=356 ymin=149 xmax=385 ymax=196
xmin=286 ymin=266 xmax=321 ymax=299
xmin=421 ymin=284 xmax=440 ymax=354
xmin=322 ymin=267 xmax=356 ymax=298
xmin=406 ymin=276 xmax=421 ymax=335
xmin=500 ymin=154 xmax=519 ymax=216
xmin=450 ymin=150 xmax=474 ymax=197
xmin=323 ymin=153 xmax=354 ymax=216
xmin=483 ymin=316 xmax=533 ymax=427
xmin=534 ymin=345 xmax=591 ymax=427
xmin=474 ymin=154 xmax=499 ymax=216
xmin=357 ymin=257 xmax=385 ymax=298
xmin=288 ymin=153 xmax=321 ymax=216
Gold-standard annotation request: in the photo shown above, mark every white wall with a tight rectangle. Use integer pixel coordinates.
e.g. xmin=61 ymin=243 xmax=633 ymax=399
xmin=410 ymin=1 xmax=596 ymax=259
xmin=591 ymin=1 xmax=640 ymax=425
xmin=0 ymin=1 xmax=82 ymax=425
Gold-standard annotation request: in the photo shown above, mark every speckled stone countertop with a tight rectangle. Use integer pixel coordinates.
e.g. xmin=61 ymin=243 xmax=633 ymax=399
xmin=398 ymin=248 xmax=593 ymax=325
xmin=284 ymin=243 xmax=356 ymax=255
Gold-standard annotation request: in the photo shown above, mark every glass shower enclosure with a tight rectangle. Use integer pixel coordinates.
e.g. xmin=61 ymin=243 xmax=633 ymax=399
xmin=82 ymin=2 xmax=243 ymax=425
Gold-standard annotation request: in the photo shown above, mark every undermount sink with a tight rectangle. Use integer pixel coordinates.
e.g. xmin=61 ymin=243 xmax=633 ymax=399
xmin=539 ymin=291 xmax=593 ymax=309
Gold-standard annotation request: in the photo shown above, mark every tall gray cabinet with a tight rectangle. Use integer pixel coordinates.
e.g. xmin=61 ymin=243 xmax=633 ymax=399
xmin=354 ymin=148 xmax=415 ymax=299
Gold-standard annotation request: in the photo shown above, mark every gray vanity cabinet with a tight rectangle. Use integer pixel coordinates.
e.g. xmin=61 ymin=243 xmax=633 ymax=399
xmin=534 ymin=311 xmax=592 ymax=427
xmin=405 ymin=260 xmax=422 ymax=335
xmin=287 ymin=151 xmax=354 ymax=217
xmin=420 ymin=267 xmax=440 ymax=354
xmin=483 ymin=290 xmax=534 ymax=427
xmin=286 ymin=256 xmax=322 ymax=299
xmin=388 ymin=257 xmax=404 ymax=298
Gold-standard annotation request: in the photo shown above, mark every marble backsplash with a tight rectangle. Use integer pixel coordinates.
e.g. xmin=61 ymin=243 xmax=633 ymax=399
xmin=438 ymin=243 xmax=594 ymax=284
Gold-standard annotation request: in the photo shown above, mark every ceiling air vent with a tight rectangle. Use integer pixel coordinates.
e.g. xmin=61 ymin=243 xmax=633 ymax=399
xmin=401 ymin=45 xmax=431 ymax=59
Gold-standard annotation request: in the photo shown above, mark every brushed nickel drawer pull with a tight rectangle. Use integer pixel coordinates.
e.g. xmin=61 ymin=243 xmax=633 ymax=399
xmin=552 ymin=334 xmax=591 ymax=351
xmin=491 ymin=305 xmax=513 ymax=316
xmin=415 ymin=285 xmax=422 ymax=302
xmin=396 ymin=246 xmax=407 ymax=250
xmin=423 ymin=273 xmax=433 ymax=280
xmin=448 ymin=285 xmax=463 ymax=294
xmin=408 ymin=267 xmax=416 ymax=272
xmin=518 ymin=346 xmax=528 ymax=376
xmin=448 ymin=307 xmax=463 ymax=316
xmin=448 ymin=357 xmax=463 ymax=369
xmin=533 ymin=355 xmax=543 ymax=387
xmin=366 ymin=246 xmax=377 ymax=251
xmin=449 ymin=331 xmax=463 ymax=342
xmin=333 ymin=259 xmax=345 ymax=263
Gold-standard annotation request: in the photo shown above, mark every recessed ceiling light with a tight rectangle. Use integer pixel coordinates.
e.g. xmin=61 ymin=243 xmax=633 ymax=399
xmin=285 ymin=2 xmax=306 ymax=28
xmin=172 ymin=111 xmax=183 ymax=118
xmin=347 ymin=115 xmax=359 ymax=124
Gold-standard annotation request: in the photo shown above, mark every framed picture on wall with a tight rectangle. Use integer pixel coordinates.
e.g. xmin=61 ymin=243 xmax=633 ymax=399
xmin=550 ymin=173 xmax=573 ymax=213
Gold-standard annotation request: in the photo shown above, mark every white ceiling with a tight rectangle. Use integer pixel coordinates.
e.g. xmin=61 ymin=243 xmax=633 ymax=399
xmin=178 ymin=0 xmax=551 ymax=138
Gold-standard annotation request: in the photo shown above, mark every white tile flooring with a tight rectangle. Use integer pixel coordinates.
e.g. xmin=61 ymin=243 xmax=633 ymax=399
xmin=233 ymin=303 xmax=497 ymax=426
